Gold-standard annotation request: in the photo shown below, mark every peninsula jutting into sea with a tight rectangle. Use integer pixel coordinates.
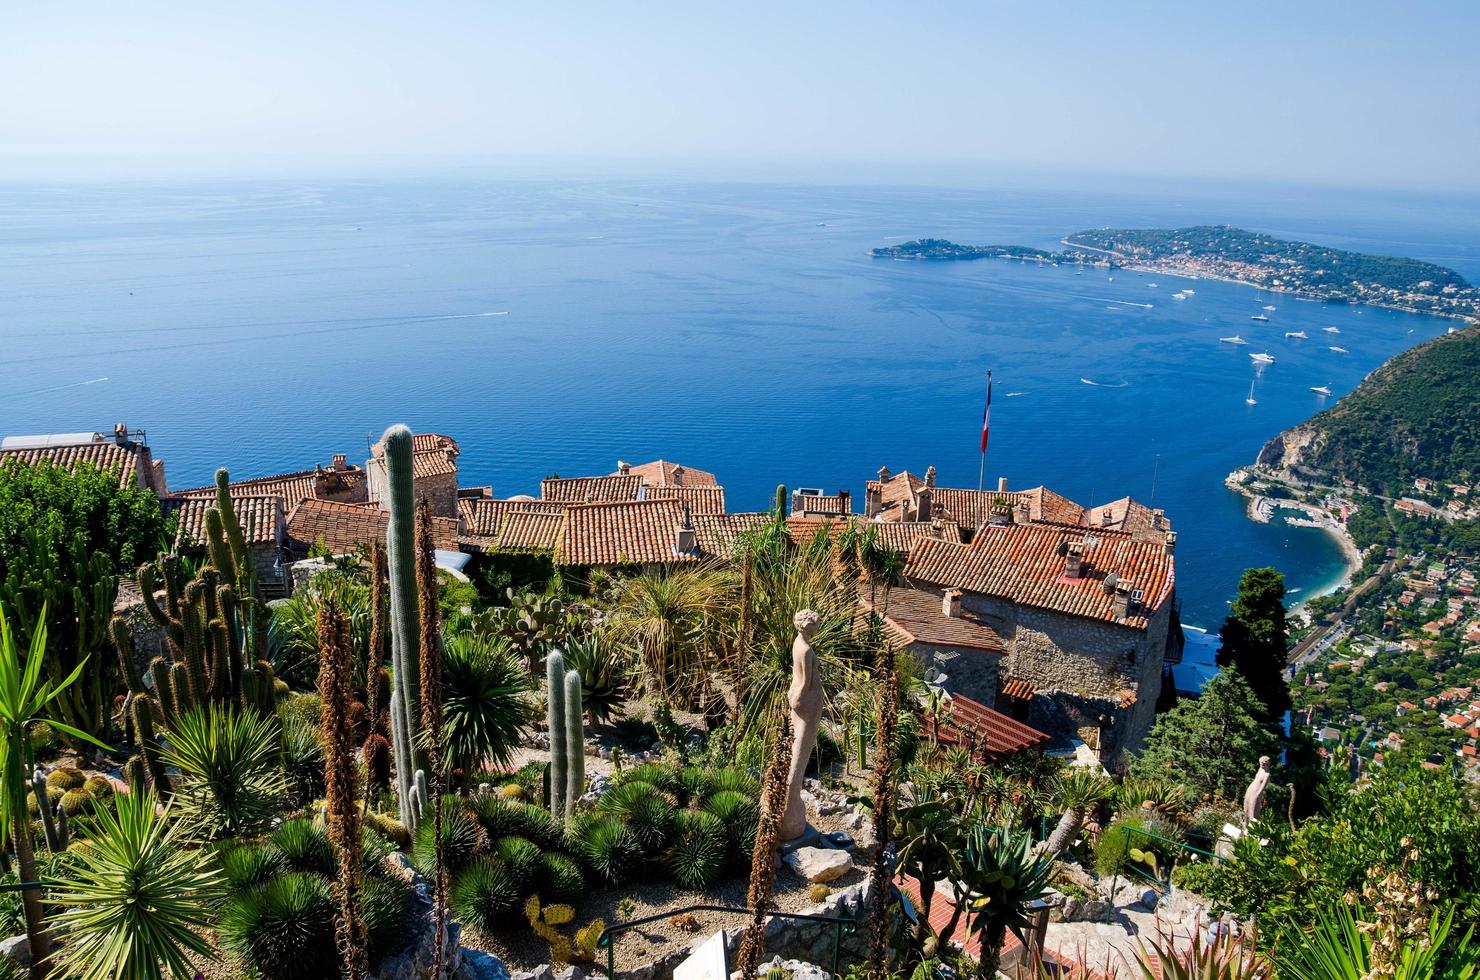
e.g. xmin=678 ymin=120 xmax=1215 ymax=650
xmin=873 ymin=225 xmax=1480 ymax=323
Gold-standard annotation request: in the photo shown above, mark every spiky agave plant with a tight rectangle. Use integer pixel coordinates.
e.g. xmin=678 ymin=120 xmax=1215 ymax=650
xmin=1130 ymin=921 xmax=1269 ymax=980
xmin=957 ymin=824 xmax=1057 ymax=980
xmin=560 ymin=632 xmax=630 ymax=725
xmin=666 ymin=809 xmax=727 ymax=890
xmin=159 ymin=703 xmax=288 ymax=840
xmin=318 ymin=598 xmax=367 ymax=980
xmin=46 ymin=789 xmax=226 ymax=980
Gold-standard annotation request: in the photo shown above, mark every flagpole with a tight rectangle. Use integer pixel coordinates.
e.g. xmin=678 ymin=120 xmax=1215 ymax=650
xmin=978 ymin=370 xmax=991 ymax=492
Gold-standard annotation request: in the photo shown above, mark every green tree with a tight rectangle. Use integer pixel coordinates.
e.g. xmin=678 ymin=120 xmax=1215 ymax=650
xmin=1130 ymin=671 xmax=1281 ymax=801
xmin=1216 ymin=567 xmax=1292 ymax=723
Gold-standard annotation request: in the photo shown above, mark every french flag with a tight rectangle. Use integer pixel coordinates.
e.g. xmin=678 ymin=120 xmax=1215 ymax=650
xmin=980 ymin=372 xmax=992 ymax=453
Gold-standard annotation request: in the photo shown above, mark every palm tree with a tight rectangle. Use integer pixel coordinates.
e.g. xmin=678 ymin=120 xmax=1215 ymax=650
xmin=954 ymin=824 xmax=1056 ymax=980
xmin=1043 ymin=767 xmax=1114 ymax=856
xmin=441 ymin=629 xmax=534 ymax=776
xmin=47 ymin=789 xmax=226 ymax=980
xmin=0 ymin=604 xmax=108 ymax=978
xmin=607 ymin=564 xmax=732 ymax=709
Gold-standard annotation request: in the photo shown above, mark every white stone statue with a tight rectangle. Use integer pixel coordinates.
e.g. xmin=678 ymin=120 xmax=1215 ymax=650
xmin=1242 ymin=755 xmax=1272 ymax=823
xmin=780 ymin=609 xmax=822 ymax=842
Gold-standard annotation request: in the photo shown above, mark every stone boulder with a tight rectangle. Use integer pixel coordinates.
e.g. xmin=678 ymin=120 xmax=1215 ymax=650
xmin=783 ymin=846 xmax=852 ymax=883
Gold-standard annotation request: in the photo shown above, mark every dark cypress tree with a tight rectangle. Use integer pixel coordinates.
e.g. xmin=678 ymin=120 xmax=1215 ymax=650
xmin=1216 ymin=567 xmax=1292 ymax=724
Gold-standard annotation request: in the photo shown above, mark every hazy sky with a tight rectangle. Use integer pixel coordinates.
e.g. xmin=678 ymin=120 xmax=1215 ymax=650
xmin=4 ymin=1 xmax=1478 ymax=189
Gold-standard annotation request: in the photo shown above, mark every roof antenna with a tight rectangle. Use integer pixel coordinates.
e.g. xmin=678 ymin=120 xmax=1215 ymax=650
xmin=1149 ymin=453 xmax=1161 ymax=508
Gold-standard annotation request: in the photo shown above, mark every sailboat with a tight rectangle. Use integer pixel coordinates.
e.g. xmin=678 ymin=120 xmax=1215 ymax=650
xmin=1329 ymin=346 xmax=1349 ymax=353
xmin=1250 ymin=314 xmax=1270 ymax=322
xmin=1246 ymin=379 xmax=1258 ymax=405
xmin=1323 ymin=326 xmax=1341 ymax=334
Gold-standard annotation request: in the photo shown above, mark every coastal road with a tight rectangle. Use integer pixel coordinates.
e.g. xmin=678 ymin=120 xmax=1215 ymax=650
xmin=1286 ymin=551 xmax=1396 ymax=665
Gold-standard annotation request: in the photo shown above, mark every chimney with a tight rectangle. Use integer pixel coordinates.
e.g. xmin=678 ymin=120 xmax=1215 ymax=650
xmin=917 ymin=487 xmax=932 ymax=522
xmin=1101 ymin=508 xmax=1115 ymax=526
xmin=1065 ymin=539 xmax=1085 ymax=578
xmin=673 ymin=465 xmax=685 ymax=479
xmin=1112 ymin=579 xmax=1134 ymax=619
xmin=113 ymin=422 xmax=129 ymax=445
xmin=877 ymin=466 xmax=892 ymax=484
xmin=838 ymin=489 xmax=851 ymax=512
xmin=925 ymin=465 xmax=937 ymax=488
xmin=997 ymin=476 xmax=1008 ymax=493
xmin=674 ymin=508 xmax=697 ymax=554
xmin=332 ymin=453 xmax=347 ymax=470
xmin=1151 ymin=508 xmax=1166 ymax=529
xmin=1164 ymin=530 xmax=1177 ymax=556
xmin=942 ymin=588 xmax=962 ymax=618
xmin=617 ymin=460 xmax=631 ymax=476
xmin=989 ymin=498 xmax=1013 ymax=526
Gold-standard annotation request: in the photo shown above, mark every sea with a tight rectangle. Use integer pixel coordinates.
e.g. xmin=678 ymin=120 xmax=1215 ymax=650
xmin=4 ymin=174 xmax=1479 ymax=630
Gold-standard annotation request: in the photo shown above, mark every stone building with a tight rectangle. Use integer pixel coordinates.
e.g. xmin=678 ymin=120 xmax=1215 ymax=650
xmin=904 ymin=519 xmax=1181 ymax=769
xmin=367 ymin=432 xmax=460 ymax=519
xmin=858 ymin=585 xmax=1006 ymax=702
xmin=167 ymin=494 xmax=290 ymax=596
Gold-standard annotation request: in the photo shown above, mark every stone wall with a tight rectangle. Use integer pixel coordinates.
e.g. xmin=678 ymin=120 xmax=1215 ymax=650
xmin=368 ymin=463 xmax=460 ymax=520
xmin=912 ymin=642 xmax=1000 ymax=709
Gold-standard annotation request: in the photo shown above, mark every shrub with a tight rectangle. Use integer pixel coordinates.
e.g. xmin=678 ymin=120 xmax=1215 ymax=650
xmin=219 ymin=872 xmax=338 ymax=980
xmin=272 ymin=819 xmax=335 ymax=876
xmin=703 ymin=790 xmax=758 ymax=867
xmin=599 ymin=782 xmax=675 ymax=855
xmin=221 ymin=843 xmax=285 ymax=891
xmin=665 ymin=810 xmax=727 ymax=890
xmin=576 ymin=815 xmax=642 ymax=885
xmin=677 ymin=766 xmax=712 ymax=805
xmin=442 ymin=631 xmax=534 ymax=774
xmin=47 ymin=767 xmax=86 ymax=792
xmin=493 ymin=835 xmax=543 ymax=891
xmin=413 ymin=804 xmax=488 ymax=879
xmin=363 ymin=876 xmax=412 ymax=964
xmin=533 ymin=852 xmax=584 ymax=904
xmin=506 ymin=801 xmax=563 ymax=850
xmin=161 ymin=705 xmax=288 ymax=840
xmin=451 ymin=857 xmax=521 ymax=935
xmin=1095 ymin=814 xmax=1144 ymax=877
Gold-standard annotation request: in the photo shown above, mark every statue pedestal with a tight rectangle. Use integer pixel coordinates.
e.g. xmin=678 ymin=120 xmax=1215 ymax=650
xmin=777 ymin=824 xmax=824 ymax=854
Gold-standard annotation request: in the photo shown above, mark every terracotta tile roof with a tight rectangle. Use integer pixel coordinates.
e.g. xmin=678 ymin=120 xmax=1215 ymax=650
xmin=692 ymin=513 xmax=771 ymax=557
xmin=1083 ymin=496 xmax=1170 ymax=539
xmin=174 ymin=466 xmax=367 ymax=510
xmin=614 ymin=460 xmax=718 ymax=487
xmin=368 ymin=433 xmax=459 ymax=480
xmin=167 ymin=494 xmax=283 ymax=548
xmin=372 ymin=432 xmax=459 ymax=458
xmin=556 ymin=498 xmax=698 ymax=566
xmin=1 ymin=441 xmax=151 ymax=490
xmin=1001 ymin=678 xmax=1037 ymax=700
xmin=930 ymin=486 xmax=1086 ymax=529
xmin=791 ymin=492 xmax=852 ymax=516
xmin=932 ymin=693 xmax=1051 ymax=760
xmin=646 ymin=485 xmax=727 ymax=514
xmin=490 ymin=510 xmax=563 ymax=552
xmin=542 ymin=475 xmax=644 ymax=503
xmin=905 ymin=522 xmax=1174 ymax=630
xmin=458 ymin=497 xmax=567 ymax=537
xmin=858 ymin=586 xmax=1005 ymax=652
xmin=867 ymin=470 xmax=930 ymax=520
xmin=784 ymin=517 xmax=960 ymax=556
xmin=286 ymin=499 xmax=458 ymax=555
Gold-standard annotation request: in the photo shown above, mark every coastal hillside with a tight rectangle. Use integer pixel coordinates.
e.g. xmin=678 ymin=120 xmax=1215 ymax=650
xmin=1258 ymin=326 xmax=1480 ymax=491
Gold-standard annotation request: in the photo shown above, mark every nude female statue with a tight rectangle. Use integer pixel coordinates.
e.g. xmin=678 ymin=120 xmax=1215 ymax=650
xmin=780 ymin=609 xmax=822 ymax=841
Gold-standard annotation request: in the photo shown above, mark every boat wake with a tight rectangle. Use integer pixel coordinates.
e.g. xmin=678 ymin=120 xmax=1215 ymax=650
xmin=1005 ymin=391 xmax=1029 ymax=397
xmin=430 ymin=311 xmax=510 ymax=319
xmin=1 ymin=376 xmax=109 ymax=399
xmin=1095 ymin=299 xmax=1154 ymax=309
xmin=1081 ymin=378 xmax=1130 ymax=388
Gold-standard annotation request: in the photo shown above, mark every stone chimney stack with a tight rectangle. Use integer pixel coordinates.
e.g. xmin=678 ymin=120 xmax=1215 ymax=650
xmin=877 ymin=466 xmax=892 ymax=484
xmin=988 ymin=499 xmax=1013 ymax=526
xmin=942 ymin=588 xmax=962 ymax=618
xmin=925 ymin=465 xmax=937 ymax=488
xmin=1101 ymin=508 xmax=1115 ymax=526
xmin=332 ymin=454 xmax=347 ymax=470
xmin=674 ymin=509 xmax=697 ymax=554
xmin=617 ymin=460 xmax=631 ymax=476
xmin=1152 ymin=508 xmax=1166 ymax=529
xmin=113 ymin=422 xmax=129 ymax=445
xmin=917 ymin=488 xmax=932 ymax=522
xmin=1112 ymin=579 xmax=1134 ymax=619
xmin=1164 ymin=530 xmax=1177 ymax=556
xmin=1065 ymin=539 xmax=1085 ymax=578
xmin=997 ymin=476 xmax=1008 ymax=493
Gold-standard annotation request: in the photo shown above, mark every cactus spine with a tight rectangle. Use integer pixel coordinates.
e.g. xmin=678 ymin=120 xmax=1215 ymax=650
xmin=563 ymin=669 xmax=585 ymax=817
xmin=546 ymin=650 xmax=567 ymax=820
xmin=381 ymin=425 xmax=426 ymax=831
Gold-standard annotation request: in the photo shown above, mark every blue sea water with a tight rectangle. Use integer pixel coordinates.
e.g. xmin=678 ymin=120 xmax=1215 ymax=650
xmin=3 ymin=175 xmax=1478 ymax=628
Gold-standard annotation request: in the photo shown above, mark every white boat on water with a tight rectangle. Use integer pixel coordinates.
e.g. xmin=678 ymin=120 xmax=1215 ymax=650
xmin=1220 ymin=335 xmax=1248 ymax=345
xmin=1183 ymin=289 xmax=1196 ymax=295
xmin=1173 ymin=291 xmax=1188 ymax=300
xmin=1246 ymin=380 xmax=1257 ymax=405
xmin=1311 ymin=384 xmax=1333 ymax=396
xmin=1329 ymin=346 xmax=1349 ymax=353
xmin=1250 ymin=351 xmax=1276 ymax=364
xmin=1285 ymin=330 xmax=1308 ymax=339
xmin=1263 ymin=305 xmax=1276 ymax=311
xmin=1148 ymin=282 xmax=1158 ymax=288
xmin=1324 ymin=326 xmax=1341 ymax=334
xmin=1251 ymin=314 xmax=1270 ymax=322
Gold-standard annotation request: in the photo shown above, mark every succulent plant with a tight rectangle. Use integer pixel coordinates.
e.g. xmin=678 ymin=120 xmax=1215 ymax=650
xmin=221 ymin=843 xmax=285 ymax=891
xmin=534 ymin=852 xmax=585 ymax=905
xmin=46 ymin=767 xmax=86 ymax=792
xmin=411 ymin=803 xmax=486 ymax=880
xmin=452 ymin=857 xmax=521 ymax=934
xmin=493 ymin=835 xmax=543 ymax=891
xmin=703 ymin=790 xmax=759 ymax=868
xmin=665 ymin=809 xmax=727 ymax=890
xmin=575 ymin=815 xmax=641 ymax=885
xmin=271 ymin=819 xmax=335 ymax=877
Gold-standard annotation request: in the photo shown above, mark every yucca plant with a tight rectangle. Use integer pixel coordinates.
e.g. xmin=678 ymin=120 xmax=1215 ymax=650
xmin=1130 ymin=922 xmax=1269 ymax=980
xmin=1279 ymin=900 xmax=1475 ymax=980
xmin=575 ymin=814 xmax=642 ymax=885
xmin=703 ymin=789 xmax=759 ymax=869
xmin=441 ymin=630 xmax=534 ymax=775
xmin=46 ymin=789 xmax=226 ymax=980
xmin=451 ymin=857 xmax=521 ymax=934
xmin=278 ymin=712 xmax=326 ymax=807
xmin=493 ymin=835 xmax=544 ymax=891
xmin=561 ymin=632 xmax=630 ymax=725
xmin=411 ymin=802 xmax=487 ymax=879
xmin=220 ymin=842 xmax=284 ymax=891
xmin=1043 ymin=767 xmax=1115 ymax=856
xmin=533 ymin=852 xmax=585 ymax=904
xmin=956 ymin=823 xmax=1056 ymax=979
xmin=606 ymin=564 xmax=733 ymax=707
xmin=159 ymin=704 xmax=288 ymax=840
xmin=666 ymin=809 xmax=727 ymax=890
xmin=272 ymin=818 xmax=335 ymax=876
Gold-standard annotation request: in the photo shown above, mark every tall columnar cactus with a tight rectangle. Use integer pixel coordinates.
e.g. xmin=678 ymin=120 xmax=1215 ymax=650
xmin=563 ymin=669 xmax=585 ymax=816
xmin=32 ymin=769 xmax=68 ymax=852
xmin=546 ymin=651 xmax=568 ymax=820
xmin=381 ymin=425 xmax=427 ymax=831
xmin=129 ymin=695 xmax=171 ymax=795
xmin=774 ymin=484 xmax=788 ymax=519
